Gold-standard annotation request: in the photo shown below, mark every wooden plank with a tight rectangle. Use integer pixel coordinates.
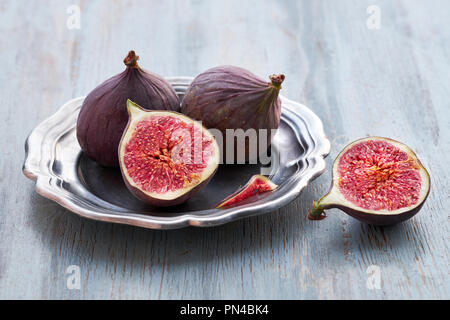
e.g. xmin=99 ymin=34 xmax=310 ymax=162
xmin=0 ymin=0 xmax=448 ymax=299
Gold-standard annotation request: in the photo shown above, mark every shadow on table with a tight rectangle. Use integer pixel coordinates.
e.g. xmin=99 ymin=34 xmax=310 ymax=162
xmin=29 ymin=189 xmax=426 ymax=272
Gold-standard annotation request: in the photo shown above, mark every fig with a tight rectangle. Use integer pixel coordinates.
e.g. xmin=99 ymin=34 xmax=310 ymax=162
xmin=181 ymin=66 xmax=284 ymax=162
xmin=216 ymin=175 xmax=278 ymax=208
xmin=309 ymin=137 xmax=430 ymax=225
xmin=77 ymin=51 xmax=180 ymax=167
xmin=119 ymin=100 xmax=220 ymax=207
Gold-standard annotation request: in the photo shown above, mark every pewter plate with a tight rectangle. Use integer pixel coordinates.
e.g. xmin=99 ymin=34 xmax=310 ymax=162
xmin=23 ymin=77 xmax=330 ymax=229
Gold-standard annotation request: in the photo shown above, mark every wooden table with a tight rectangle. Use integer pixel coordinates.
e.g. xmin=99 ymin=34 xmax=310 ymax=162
xmin=1 ymin=0 xmax=448 ymax=299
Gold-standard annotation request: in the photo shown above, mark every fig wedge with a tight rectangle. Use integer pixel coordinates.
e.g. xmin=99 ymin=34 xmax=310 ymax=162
xmin=309 ymin=137 xmax=430 ymax=225
xmin=216 ymin=174 xmax=278 ymax=208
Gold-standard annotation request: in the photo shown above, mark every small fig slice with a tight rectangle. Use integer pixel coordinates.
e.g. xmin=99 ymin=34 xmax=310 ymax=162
xmin=309 ymin=137 xmax=430 ymax=225
xmin=119 ymin=100 xmax=220 ymax=207
xmin=216 ymin=175 xmax=278 ymax=208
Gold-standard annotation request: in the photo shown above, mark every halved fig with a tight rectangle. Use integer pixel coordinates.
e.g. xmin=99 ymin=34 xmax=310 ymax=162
xmin=309 ymin=137 xmax=430 ymax=225
xmin=216 ymin=175 xmax=278 ymax=208
xmin=119 ymin=100 xmax=220 ymax=207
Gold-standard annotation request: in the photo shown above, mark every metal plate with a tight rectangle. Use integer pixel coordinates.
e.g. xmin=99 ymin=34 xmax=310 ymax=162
xmin=23 ymin=77 xmax=330 ymax=229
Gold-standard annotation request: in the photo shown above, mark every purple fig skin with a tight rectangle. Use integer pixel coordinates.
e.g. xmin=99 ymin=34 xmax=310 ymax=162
xmin=181 ymin=66 xmax=284 ymax=160
xmin=313 ymin=195 xmax=429 ymax=226
xmin=76 ymin=51 xmax=180 ymax=167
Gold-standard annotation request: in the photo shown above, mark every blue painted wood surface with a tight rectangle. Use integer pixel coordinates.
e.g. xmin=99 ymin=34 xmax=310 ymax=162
xmin=0 ymin=0 xmax=449 ymax=299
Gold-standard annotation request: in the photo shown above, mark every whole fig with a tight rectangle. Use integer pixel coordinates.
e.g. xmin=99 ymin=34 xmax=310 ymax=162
xmin=181 ymin=66 xmax=284 ymax=162
xmin=77 ymin=51 xmax=180 ymax=167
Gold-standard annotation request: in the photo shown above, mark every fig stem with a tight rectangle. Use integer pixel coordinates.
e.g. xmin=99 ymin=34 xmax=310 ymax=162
xmin=308 ymin=200 xmax=327 ymax=220
xmin=124 ymin=50 xmax=140 ymax=68
xmin=269 ymin=74 xmax=285 ymax=89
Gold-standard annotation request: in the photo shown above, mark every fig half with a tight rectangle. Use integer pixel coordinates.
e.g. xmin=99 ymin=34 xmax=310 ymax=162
xmin=119 ymin=100 xmax=220 ymax=207
xmin=309 ymin=137 xmax=430 ymax=225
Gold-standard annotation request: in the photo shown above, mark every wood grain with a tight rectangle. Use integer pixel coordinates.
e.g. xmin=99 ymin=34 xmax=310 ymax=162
xmin=0 ymin=0 xmax=448 ymax=299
